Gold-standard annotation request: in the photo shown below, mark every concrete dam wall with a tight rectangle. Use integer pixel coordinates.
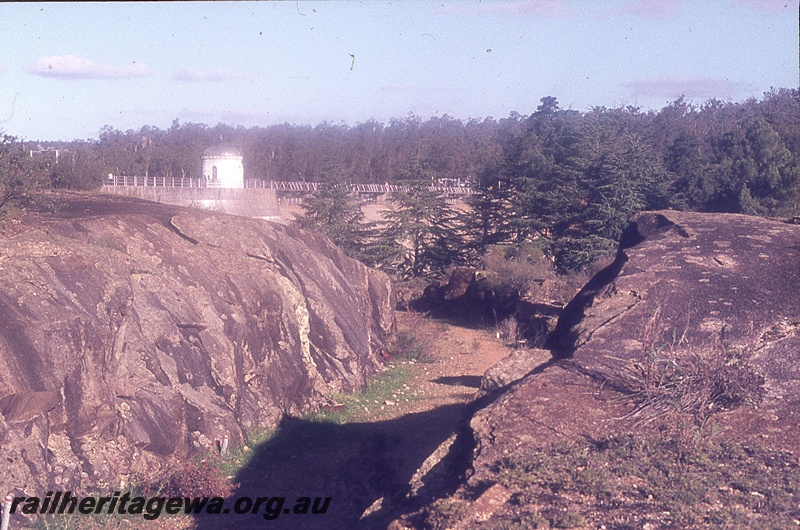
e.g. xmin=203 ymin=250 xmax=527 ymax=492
xmin=100 ymin=185 xmax=282 ymax=220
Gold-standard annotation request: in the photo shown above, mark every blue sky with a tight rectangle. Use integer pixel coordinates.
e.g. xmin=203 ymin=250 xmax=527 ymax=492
xmin=0 ymin=0 xmax=796 ymax=141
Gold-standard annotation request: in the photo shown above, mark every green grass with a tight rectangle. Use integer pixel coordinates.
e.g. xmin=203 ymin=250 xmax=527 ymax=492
xmin=216 ymin=427 xmax=276 ymax=476
xmin=303 ymin=364 xmax=414 ymax=424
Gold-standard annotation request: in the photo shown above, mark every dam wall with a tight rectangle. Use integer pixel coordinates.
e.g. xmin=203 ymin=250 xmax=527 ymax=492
xmin=100 ymin=185 xmax=282 ymax=220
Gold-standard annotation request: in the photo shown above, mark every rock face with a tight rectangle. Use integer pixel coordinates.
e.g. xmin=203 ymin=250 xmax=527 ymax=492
xmin=470 ymin=210 xmax=800 ymax=464
xmin=399 ymin=210 xmax=800 ymax=527
xmin=0 ymin=193 xmax=394 ymax=495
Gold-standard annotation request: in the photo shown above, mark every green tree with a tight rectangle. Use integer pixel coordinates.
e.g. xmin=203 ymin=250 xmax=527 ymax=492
xmin=707 ymin=119 xmax=799 ymax=216
xmin=380 ymin=173 xmax=460 ymax=278
xmin=458 ymin=176 xmax=515 ymax=262
xmin=50 ymin=142 xmax=107 ymax=190
xmin=739 ymin=119 xmax=799 ymax=215
xmin=292 ymin=183 xmax=375 ymax=262
xmin=666 ymin=132 xmax=713 ymax=210
xmin=0 ymin=135 xmax=50 ymax=219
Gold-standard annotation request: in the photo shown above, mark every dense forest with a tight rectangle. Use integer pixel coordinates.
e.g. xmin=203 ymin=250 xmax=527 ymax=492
xmin=2 ymin=88 xmax=798 ymax=276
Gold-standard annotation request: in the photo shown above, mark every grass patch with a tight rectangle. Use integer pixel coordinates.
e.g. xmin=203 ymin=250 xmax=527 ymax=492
xmin=216 ymin=427 xmax=276 ymax=477
xmin=491 ymin=434 xmax=800 ymax=529
xmin=304 ymin=364 xmax=414 ymax=424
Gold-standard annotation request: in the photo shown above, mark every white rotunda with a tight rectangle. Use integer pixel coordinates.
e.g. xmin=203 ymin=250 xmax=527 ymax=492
xmin=202 ymin=144 xmax=244 ymax=188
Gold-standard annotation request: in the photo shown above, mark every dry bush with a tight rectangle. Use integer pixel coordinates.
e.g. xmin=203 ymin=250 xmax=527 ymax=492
xmin=496 ymin=317 xmax=521 ymax=345
xmin=141 ymin=454 xmax=238 ymax=499
xmin=611 ymin=343 xmax=765 ymax=429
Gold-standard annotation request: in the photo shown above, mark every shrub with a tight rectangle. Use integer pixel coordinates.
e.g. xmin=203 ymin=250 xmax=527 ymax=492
xmin=386 ymin=313 xmax=436 ymax=362
xmin=496 ymin=317 xmax=521 ymax=345
xmin=146 ymin=454 xmax=238 ymax=499
xmin=481 ymin=244 xmax=554 ymax=300
xmin=611 ymin=343 xmax=765 ymax=430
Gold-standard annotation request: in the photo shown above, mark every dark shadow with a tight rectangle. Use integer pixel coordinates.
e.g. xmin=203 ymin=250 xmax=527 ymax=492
xmin=431 ymin=375 xmax=482 ymax=389
xmin=192 ymin=403 xmax=471 ymax=530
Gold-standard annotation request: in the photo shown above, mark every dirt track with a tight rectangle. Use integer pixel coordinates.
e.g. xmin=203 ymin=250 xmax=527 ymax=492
xmin=189 ymin=311 xmax=520 ymax=530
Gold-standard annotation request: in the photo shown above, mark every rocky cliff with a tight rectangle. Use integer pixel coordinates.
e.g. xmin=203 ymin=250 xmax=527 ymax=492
xmin=0 ymin=192 xmax=394 ymax=495
xmin=393 ymin=210 xmax=800 ymax=528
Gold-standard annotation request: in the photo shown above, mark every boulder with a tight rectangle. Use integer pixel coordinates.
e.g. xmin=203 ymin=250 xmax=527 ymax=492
xmin=396 ymin=210 xmax=800 ymax=527
xmin=0 ymin=192 xmax=395 ymax=496
xmin=470 ymin=210 xmax=800 ymax=479
xmin=478 ymin=348 xmax=550 ymax=394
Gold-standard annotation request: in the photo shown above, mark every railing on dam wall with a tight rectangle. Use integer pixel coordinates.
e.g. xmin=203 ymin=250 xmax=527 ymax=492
xmin=105 ymin=176 xmax=280 ymax=188
xmin=105 ymin=176 xmax=476 ymax=196
xmin=107 ymin=175 xmax=209 ymax=187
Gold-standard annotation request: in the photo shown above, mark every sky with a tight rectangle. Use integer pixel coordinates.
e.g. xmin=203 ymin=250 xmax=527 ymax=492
xmin=0 ymin=0 xmax=797 ymax=141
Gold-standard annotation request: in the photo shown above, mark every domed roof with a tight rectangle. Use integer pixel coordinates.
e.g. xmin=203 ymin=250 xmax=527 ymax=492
xmin=202 ymin=144 xmax=242 ymax=158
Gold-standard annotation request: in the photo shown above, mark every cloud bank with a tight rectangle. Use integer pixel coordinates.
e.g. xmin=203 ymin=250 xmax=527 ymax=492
xmin=28 ymin=55 xmax=151 ymax=80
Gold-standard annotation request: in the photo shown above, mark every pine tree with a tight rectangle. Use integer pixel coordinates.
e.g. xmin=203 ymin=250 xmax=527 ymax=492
xmin=458 ymin=175 xmax=515 ymax=262
xmin=379 ymin=175 xmax=460 ymax=278
xmin=292 ymin=183 xmax=375 ymax=262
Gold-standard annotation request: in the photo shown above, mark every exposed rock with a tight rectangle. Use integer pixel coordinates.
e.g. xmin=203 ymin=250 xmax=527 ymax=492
xmin=442 ymin=267 xmax=476 ymax=302
xmin=514 ymin=299 xmax=562 ymax=345
xmin=0 ymin=192 xmax=394 ymax=497
xmin=453 ymin=483 xmax=512 ymax=529
xmin=478 ymin=348 xmax=550 ymax=394
xmin=397 ymin=210 xmax=800 ymax=527
xmin=476 ymin=209 xmax=800 ymax=466
xmin=415 ymin=267 xmax=478 ymax=310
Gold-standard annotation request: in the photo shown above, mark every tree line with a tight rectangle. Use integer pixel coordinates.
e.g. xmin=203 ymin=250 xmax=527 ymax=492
xmin=1 ymin=88 xmax=798 ymax=274
xmin=293 ymin=90 xmax=800 ymax=275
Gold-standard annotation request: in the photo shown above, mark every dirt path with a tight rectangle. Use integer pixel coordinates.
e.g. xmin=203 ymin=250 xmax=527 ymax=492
xmin=367 ymin=311 xmax=513 ymax=419
xmin=189 ymin=311 xmax=520 ymax=530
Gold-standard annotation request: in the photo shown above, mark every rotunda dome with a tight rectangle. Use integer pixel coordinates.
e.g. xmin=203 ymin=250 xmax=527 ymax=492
xmin=202 ymin=144 xmax=243 ymax=159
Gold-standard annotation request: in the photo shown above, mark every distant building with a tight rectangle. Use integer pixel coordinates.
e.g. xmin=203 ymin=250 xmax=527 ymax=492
xmin=29 ymin=145 xmax=68 ymax=165
xmin=201 ymin=144 xmax=244 ymax=188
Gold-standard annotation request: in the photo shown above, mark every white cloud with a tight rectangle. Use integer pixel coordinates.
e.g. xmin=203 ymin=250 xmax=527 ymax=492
xmin=174 ymin=68 xmax=242 ymax=82
xmin=28 ymin=55 xmax=152 ymax=80
xmin=626 ymin=76 xmax=755 ymax=99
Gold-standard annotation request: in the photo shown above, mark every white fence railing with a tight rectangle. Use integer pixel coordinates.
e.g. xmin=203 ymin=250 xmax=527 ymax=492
xmin=106 ymin=175 xmax=207 ymax=187
xmin=105 ymin=176 xmax=476 ymax=195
